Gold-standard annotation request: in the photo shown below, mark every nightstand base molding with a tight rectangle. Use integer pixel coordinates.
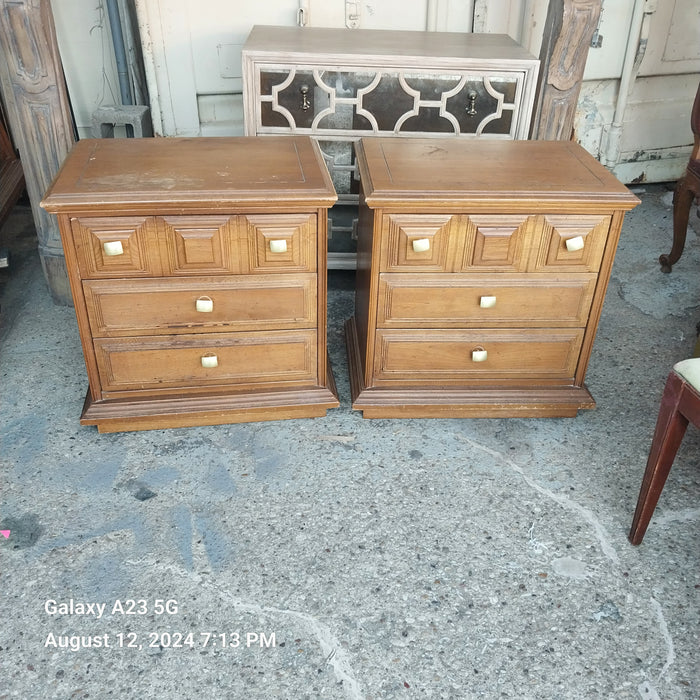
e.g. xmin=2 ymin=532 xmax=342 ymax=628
xmin=81 ymin=365 xmax=339 ymax=433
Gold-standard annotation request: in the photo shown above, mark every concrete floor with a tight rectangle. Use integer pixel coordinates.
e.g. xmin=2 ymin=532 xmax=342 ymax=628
xmin=0 ymin=185 xmax=698 ymax=700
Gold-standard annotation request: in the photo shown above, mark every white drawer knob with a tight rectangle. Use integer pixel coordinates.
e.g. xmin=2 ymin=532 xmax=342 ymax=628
xmin=480 ymin=296 xmax=497 ymax=308
xmin=201 ymin=354 xmax=218 ymax=368
xmin=412 ymin=238 xmax=431 ymax=253
xmin=471 ymin=347 xmax=488 ymax=362
xmin=269 ymin=239 xmax=288 ymax=253
xmin=103 ymin=240 xmax=124 ymax=256
xmin=565 ymin=235 xmax=585 ymax=252
xmin=195 ymin=296 xmax=213 ymax=313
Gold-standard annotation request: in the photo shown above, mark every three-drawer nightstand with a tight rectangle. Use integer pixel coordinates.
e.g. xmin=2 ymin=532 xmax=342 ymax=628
xmin=242 ymin=25 xmax=539 ymax=269
xmin=41 ymin=136 xmax=339 ymax=432
xmin=346 ymin=137 xmax=640 ymax=418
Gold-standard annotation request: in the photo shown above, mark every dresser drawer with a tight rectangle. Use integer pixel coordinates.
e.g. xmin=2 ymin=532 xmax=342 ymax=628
xmin=380 ymin=213 xmax=611 ymax=274
xmin=257 ymin=68 xmax=524 ymax=138
xmin=71 ymin=213 xmax=319 ymax=278
xmin=94 ymin=330 xmax=318 ymax=393
xmin=242 ymin=213 xmax=317 ymax=273
xmin=71 ymin=216 xmax=161 ymax=278
xmin=373 ymin=328 xmax=584 ymax=384
xmin=84 ymin=274 xmax=317 ymax=337
xmin=532 ymin=215 xmax=611 ymax=273
xmin=381 ymin=213 xmax=462 ymax=272
xmin=377 ymin=273 xmax=597 ymax=328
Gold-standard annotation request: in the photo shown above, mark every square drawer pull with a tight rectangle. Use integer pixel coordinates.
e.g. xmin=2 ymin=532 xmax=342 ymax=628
xmin=565 ymin=235 xmax=585 ymax=252
xmin=269 ymin=239 xmax=288 ymax=253
xmin=412 ymin=238 xmax=431 ymax=253
xmin=201 ymin=354 xmax=218 ymax=368
xmin=480 ymin=295 xmax=497 ymax=308
xmin=471 ymin=347 xmax=488 ymax=362
xmin=103 ymin=240 xmax=124 ymax=256
xmin=195 ymin=296 xmax=214 ymax=313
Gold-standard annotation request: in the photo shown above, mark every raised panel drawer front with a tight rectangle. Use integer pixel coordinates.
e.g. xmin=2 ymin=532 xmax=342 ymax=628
xmin=373 ymin=329 xmax=584 ymax=384
xmin=71 ymin=216 xmax=161 ymax=278
xmin=243 ymin=213 xmax=317 ymax=272
xmin=534 ymin=215 xmax=611 ymax=272
xmin=160 ymin=215 xmax=239 ymax=274
xmin=83 ymin=274 xmax=317 ymax=337
xmin=381 ymin=213 xmax=461 ymax=272
xmin=377 ymin=273 xmax=597 ymax=328
xmin=94 ymin=330 xmax=318 ymax=393
xmin=257 ymin=67 xmax=525 ymax=138
xmin=460 ymin=215 xmax=535 ymax=272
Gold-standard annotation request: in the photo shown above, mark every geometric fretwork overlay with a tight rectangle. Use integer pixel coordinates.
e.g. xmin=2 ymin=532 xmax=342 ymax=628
xmin=259 ymin=69 xmax=521 ymax=138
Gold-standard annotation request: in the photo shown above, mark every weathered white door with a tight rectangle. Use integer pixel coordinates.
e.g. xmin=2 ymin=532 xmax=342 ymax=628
xmin=464 ymin=0 xmax=700 ymax=183
xmin=576 ymin=0 xmax=700 ymax=183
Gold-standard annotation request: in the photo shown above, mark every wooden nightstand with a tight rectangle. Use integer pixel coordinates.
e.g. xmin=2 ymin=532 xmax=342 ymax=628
xmin=41 ymin=136 xmax=339 ymax=432
xmin=346 ymin=137 xmax=640 ymax=418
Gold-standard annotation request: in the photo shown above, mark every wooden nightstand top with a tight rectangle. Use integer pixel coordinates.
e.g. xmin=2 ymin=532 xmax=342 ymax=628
xmin=356 ymin=138 xmax=640 ymax=212
xmin=42 ymin=136 xmax=337 ymax=214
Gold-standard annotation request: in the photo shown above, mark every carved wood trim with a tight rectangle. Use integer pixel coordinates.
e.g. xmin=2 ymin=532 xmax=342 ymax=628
xmin=0 ymin=0 xmax=75 ymax=302
xmin=530 ymin=0 xmax=602 ymax=141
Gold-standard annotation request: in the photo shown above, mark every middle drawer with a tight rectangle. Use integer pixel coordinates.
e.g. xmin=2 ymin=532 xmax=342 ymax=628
xmin=377 ymin=273 xmax=597 ymax=328
xmin=84 ymin=274 xmax=317 ymax=337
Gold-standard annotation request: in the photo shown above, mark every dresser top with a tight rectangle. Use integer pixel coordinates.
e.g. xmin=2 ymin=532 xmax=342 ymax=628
xmin=42 ymin=136 xmax=337 ymax=214
xmin=356 ymin=138 xmax=640 ymax=211
xmin=243 ymin=25 xmax=537 ymax=66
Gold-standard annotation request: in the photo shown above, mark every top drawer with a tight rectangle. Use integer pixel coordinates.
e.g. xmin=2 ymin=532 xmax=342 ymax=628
xmin=379 ymin=213 xmax=612 ymax=273
xmin=256 ymin=67 xmax=529 ymax=139
xmin=69 ymin=213 xmax=318 ymax=278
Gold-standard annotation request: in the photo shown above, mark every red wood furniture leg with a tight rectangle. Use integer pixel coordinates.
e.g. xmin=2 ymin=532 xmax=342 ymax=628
xmin=629 ymin=359 xmax=700 ymax=544
xmin=660 ymin=81 xmax=700 ymax=273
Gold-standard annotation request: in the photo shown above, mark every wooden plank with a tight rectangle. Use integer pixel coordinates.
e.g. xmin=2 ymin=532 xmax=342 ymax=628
xmin=530 ymin=0 xmax=602 ymax=140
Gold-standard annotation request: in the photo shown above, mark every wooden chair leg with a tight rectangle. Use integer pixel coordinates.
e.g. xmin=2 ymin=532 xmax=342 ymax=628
xmin=629 ymin=371 xmax=689 ymax=545
xmin=660 ymin=174 xmax=694 ymax=273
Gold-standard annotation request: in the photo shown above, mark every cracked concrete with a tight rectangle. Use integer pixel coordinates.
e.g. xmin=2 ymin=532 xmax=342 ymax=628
xmin=1 ymin=185 xmax=699 ymax=699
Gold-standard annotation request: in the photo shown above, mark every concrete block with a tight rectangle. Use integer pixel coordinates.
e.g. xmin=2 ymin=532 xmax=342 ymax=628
xmin=91 ymin=105 xmax=153 ymax=138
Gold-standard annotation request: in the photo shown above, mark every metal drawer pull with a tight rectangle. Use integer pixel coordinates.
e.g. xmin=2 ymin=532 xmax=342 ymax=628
xmin=565 ymin=235 xmax=585 ymax=252
xmin=201 ymin=354 xmax=218 ymax=368
xmin=466 ymin=90 xmax=478 ymax=116
xmin=195 ymin=296 xmax=213 ymax=313
xmin=103 ymin=240 xmax=124 ymax=256
xmin=480 ymin=296 xmax=497 ymax=308
xmin=471 ymin=346 xmax=488 ymax=362
xmin=270 ymin=239 xmax=288 ymax=253
xmin=412 ymin=238 xmax=430 ymax=253
xmin=300 ymin=84 xmax=311 ymax=111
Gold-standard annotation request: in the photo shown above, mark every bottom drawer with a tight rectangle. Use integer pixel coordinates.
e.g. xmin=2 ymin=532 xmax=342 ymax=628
xmin=94 ymin=330 xmax=318 ymax=393
xmin=373 ymin=328 xmax=584 ymax=385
